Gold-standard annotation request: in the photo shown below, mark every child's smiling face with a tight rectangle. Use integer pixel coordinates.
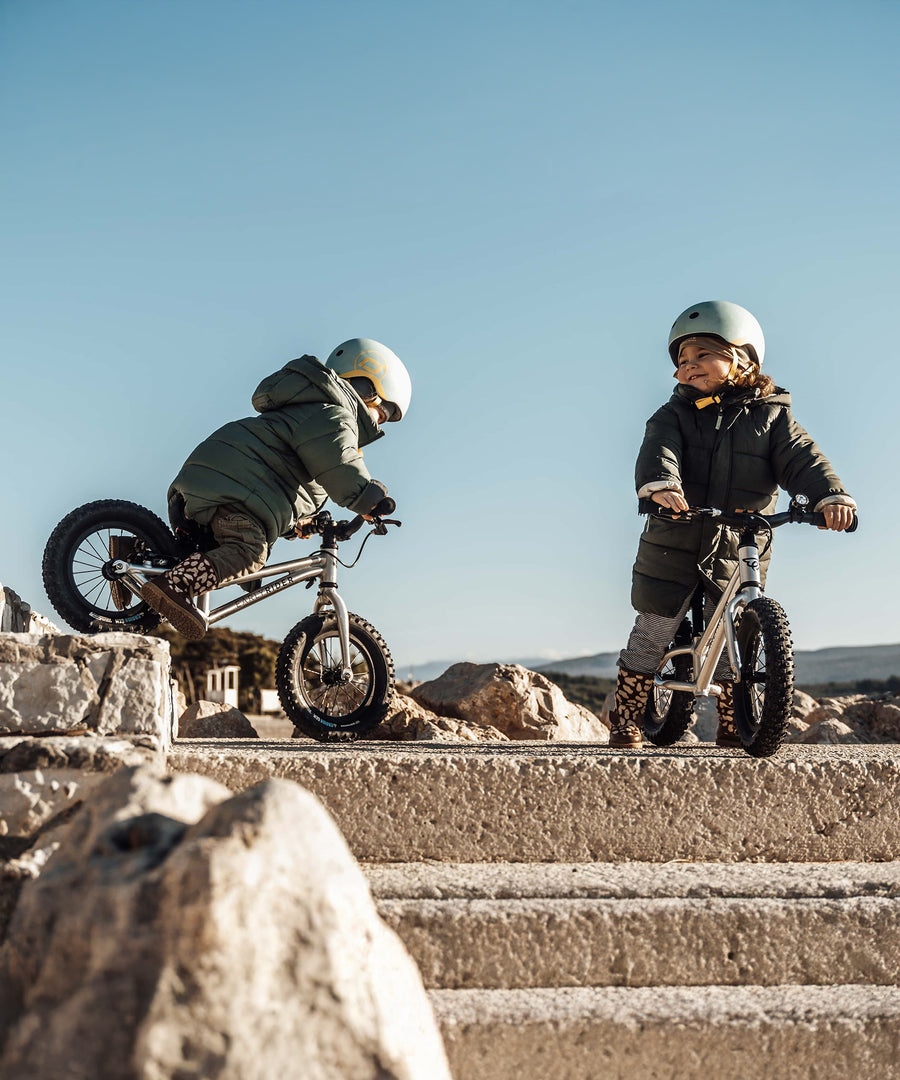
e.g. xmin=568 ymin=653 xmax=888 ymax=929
xmin=674 ymin=340 xmax=733 ymax=393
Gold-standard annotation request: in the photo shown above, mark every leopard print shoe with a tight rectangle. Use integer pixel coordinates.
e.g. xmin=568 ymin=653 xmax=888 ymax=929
xmin=609 ymin=667 xmax=655 ymax=748
xmin=715 ymin=681 xmax=741 ymax=748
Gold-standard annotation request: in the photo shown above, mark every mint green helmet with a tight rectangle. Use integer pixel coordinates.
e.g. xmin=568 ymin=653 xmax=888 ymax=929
xmin=668 ymin=301 xmax=765 ymax=367
xmin=325 ymin=338 xmax=411 ymax=422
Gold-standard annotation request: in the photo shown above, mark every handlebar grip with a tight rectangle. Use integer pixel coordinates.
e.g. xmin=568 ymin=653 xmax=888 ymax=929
xmin=371 ymin=496 xmax=396 ymax=517
xmin=802 ymin=510 xmax=859 ymax=532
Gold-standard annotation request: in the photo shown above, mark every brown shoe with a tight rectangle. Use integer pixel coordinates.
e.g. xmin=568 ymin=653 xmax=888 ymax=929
xmin=141 ymin=577 xmax=208 ymax=640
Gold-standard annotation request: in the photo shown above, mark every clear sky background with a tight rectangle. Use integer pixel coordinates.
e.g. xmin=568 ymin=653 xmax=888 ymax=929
xmin=2 ymin=0 xmax=897 ymax=674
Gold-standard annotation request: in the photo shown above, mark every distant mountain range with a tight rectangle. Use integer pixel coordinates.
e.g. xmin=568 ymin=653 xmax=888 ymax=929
xmin=402 ymin=644 xmax=900 ymax=687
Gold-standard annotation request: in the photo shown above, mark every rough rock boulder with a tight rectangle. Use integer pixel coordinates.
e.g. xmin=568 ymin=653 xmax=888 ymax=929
xmin=177 ymin=699 xmax=259 ymax=739
xmin=410 ymin=663 xmax=609 ymax=742
xmin=0 ymin=766 xmax=450 ymax=1080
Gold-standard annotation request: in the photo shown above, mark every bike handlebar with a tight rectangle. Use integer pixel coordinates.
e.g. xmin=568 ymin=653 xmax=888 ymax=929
xmin=638 ymin=499 xmax=858 ymax=533
xmin=306 ymin=497 xmax=401 ymax=543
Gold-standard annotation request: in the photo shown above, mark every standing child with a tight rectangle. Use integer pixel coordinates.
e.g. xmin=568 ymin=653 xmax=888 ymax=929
xmin=610 ymin=301 xmax=855 ymax=748
xmin=141 ymin=337 xmax=410 ymax=640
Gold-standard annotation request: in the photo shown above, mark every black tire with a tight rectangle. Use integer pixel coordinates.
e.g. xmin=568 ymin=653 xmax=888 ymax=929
xmin=42 ymin=500 xmax=179 ymax=634
xmin=277 ymin=611 xmax=394 ymax=742
xmin=734 ymin=597 xmax=794 ymax=758
xmin=644 ymin=623 xmax=695 ymax=745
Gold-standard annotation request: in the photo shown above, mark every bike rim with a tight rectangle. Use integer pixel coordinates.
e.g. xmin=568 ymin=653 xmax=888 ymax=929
xmin=67 ymin=526 xmax=145 ymax=616
xmin=745 ymin=634 xmax=767 ymax=728
xmin=298 ymin=632 xmax=375 ymax=720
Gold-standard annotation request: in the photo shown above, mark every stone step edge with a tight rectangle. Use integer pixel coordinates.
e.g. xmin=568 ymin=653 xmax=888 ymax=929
xmin=383 ymin=895 xmax=900 ymax=990
xmin=431 ymin=986 xmax=900 ymax=1080
xmin=364 ymin=861 xmax=900 ymax=900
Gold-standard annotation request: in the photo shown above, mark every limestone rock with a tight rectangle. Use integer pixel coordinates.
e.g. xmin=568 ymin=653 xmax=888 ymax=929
xmin=0 ymin=766 xmax=450 ymax=1080
xmin=868 ymin=699 xmax=900 ymax=740
xmin=410 ymin=663 xmax=608 ymax=742
xmin=784 ymin=715 xmax=811 ymax=740
xmin=794 ymin=718 xmax=863 ymax=745
xmin=0 ymin=632 xmax=173 ymax=749
xmin=178 ymin=700 xmax=259 ymax=739
xmin=374 ymin=694 xmax=509 ymax=742
xmin=0 ymin=735 xmax=161 ymax=846
xmin=792 ymin=689 xmax=819 ymax=718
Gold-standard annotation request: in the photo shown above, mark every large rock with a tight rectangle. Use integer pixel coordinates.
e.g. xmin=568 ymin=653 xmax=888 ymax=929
xmin=0 ymin=632 xmax=174 ymax=749
xmin=794 ymin=718 xmax=863 ymax=745
xmin=178 ymin=700 xmax=259 ymax=739
xmin=374 ymin=694 xmax=509 ymax=742
xmin=410 ymin=663 xmax=609 ymax=742
xmin=0 ymin=766 xmax=451 ymax=1080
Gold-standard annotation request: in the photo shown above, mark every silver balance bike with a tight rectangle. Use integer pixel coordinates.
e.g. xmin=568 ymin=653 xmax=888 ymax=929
xmin=641 ymin=495 xmax=857 ymax=757
xmin=42 ymin=499 xmax=401 ymax=741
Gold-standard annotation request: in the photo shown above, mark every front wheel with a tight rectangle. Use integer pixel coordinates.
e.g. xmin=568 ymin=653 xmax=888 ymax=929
xmin=276 ymin=612 xmax=394 ymax=742
xmin=734 ymin=597 xmax=794 ymax=758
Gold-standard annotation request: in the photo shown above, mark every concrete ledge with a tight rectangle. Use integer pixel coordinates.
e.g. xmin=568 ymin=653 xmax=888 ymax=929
xmin=378 ymin=893 xmax=900 ymax=989
xmin=167 ymin=743 xmax=900 ymax=862
xmin=365 ymin=860 xmax=900 ymax=899
xmin=433 ymin=985 xmax=900 ymax=1080
xmin=369 ymin=862 xmax=900 ymax=989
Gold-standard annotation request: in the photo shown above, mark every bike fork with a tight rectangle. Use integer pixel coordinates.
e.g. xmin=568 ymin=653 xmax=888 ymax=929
xmin=313 ymin=546 xmax=353 ymax=681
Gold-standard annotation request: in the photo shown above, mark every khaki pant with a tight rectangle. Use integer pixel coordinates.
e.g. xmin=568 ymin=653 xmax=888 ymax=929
xmin=205 ymin=505 xmax=270 ymax=584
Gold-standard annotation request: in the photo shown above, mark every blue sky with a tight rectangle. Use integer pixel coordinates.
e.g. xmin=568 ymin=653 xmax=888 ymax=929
xmin=2 ymin=0 xmax=898 ymax=672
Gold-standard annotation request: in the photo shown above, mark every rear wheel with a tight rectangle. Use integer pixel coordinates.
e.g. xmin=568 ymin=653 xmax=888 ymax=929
xmin=644 ymin=632 xmax=695 ymax=746
xmin=276 ymin=612 xmax=394 ymax=742
xmin=42 ymin=500 xmax=178 ymax=633
xmin=734 ymin=597 xmax=794 ymax=758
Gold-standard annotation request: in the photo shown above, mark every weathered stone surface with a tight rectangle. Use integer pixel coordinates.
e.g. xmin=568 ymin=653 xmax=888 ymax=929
xmin=0 ymin=736 xmax=160 ymax=843
xmin=434 ymin=985 xmax=900 ymax=1080
xmin=792 ymin=688 xmax=819 ymax=717
xmin=374 ymin=694 xmax=509 ymax=742
xmin=410 ymin=663 xmax=608 ymax=742
xmin=372 ymin=862 xmax=900 ymax=989
xmin=168 ymin=744 xmax=900 ymax=864
xmin=178 ymin=700 xmax=259 ymax=739
xmin=867 ymin=699 xmax=900 ymax=740
xmin=795 ymin=718 xmax=863 ymax=745
xmin=0 ymin=766 xmax=450 ymax=1080
xmin=0 ymin=632 xmax=173 ymax=748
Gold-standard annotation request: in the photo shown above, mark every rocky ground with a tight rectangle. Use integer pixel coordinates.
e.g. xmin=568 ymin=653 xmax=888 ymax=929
xmin=188 ymin=662 xmax=900 ymax=747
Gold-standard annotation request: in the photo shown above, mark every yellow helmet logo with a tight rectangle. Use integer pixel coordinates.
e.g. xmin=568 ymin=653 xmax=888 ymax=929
xmin=355 ymin=352 xmax=388 ymax=379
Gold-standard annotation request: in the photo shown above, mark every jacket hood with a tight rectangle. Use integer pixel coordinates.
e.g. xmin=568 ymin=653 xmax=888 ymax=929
xmin=252 ymin=354 xmax=384 ymax=446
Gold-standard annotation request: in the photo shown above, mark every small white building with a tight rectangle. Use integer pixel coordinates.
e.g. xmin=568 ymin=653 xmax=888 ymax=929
xmin=259 ymin=688 xmax=282 ymax=714
xmin=206 ymin=665 xmax=240 ymax=709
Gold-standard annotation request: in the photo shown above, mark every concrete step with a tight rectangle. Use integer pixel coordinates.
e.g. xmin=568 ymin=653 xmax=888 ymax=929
xmin=168 ymin=743 xmax=900 ymax=862
xmin=431 ymin=984 xmax=900 ymax=1080
xmin=366 ymin=862 xmax=900 ymax=989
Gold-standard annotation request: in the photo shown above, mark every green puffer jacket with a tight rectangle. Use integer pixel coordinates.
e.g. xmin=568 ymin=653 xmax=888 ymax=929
xmin=169 ymin=356 xmax=386 ymax=546
xmin=632 ymin=383 xmax=849 ymax=617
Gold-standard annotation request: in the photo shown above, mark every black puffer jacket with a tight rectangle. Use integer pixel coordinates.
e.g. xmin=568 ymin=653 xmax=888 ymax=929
xmin=631 ymin=383 xmax=849 ymax=616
